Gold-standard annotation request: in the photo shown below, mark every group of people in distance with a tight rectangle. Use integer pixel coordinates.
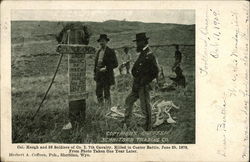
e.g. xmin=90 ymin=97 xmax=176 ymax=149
xmin=57 ymin=23 xmax=185 ymax=131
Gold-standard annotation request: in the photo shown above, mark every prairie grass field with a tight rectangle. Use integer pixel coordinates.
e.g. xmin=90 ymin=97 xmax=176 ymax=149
xmin=11 ymin=21 xmax=195 ymax=143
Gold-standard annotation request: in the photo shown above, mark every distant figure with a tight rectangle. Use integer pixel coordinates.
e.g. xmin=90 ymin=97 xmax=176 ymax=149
xmin=172 ymin=45 xmax=182 ymax=72
xmin=94 ymin=34 xmax=118 ymax=107
xmin=169 ymin=66 xmax=186 ymax=88
xmin=169 ymin=44 xmax=186 ymax=88
xmin=56 ymin=22 xmax=91 ymax=45
xmin=119 ymin=46 xmax=131 ymax=74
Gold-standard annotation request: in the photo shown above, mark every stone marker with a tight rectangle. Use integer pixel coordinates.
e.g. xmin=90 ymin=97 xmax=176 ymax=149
xmin=57 ymin=44 xmax=96 ymax=123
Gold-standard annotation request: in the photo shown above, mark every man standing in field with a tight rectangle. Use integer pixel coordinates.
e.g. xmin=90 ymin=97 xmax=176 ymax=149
xmin=123 ymin=32 xmax=159 ymax=131
xmin=169 ymin=44 xmax=186 ymax=88
xmin=119 ymin=46 xmax=131 ymax=75
xmin=94 ymin=34 xmax=118 ymax=108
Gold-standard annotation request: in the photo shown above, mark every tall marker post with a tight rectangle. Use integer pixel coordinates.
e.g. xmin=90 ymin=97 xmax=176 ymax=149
xmin=57 ymin=44 xmax=96 ymax=123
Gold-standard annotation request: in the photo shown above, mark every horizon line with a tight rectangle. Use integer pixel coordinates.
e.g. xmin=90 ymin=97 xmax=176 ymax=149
xmin=11 ymin=19 xmax=195 ymax=25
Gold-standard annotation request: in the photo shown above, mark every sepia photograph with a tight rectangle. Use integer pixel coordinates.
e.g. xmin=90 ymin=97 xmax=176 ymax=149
xmin=11 ymin=9 xmax=195 ymax=144
xmin=1 ymin=1 xmax=249 ymax=161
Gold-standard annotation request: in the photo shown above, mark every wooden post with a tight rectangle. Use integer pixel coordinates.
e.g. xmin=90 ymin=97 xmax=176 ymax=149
xmin=57 ymin=44 xmax=96 ymax=123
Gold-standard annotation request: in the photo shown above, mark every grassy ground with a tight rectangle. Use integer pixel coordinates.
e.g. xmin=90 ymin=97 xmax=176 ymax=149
xmin=11 ymin=21 xmax=195 ymax=144
xmin=12 ymin=73 xmax=195 ymax=144
xmin=12 ymin=52 xmax=195 ymax=144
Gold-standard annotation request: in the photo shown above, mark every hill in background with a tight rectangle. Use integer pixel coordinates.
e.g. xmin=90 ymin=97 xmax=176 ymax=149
xmin=11 ymin=20 xmax=195 ymax=78
xmin=12 ymin=20 xmax=195 ymax=47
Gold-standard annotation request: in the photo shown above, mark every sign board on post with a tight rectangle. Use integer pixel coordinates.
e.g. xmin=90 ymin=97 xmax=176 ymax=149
xmin=68 ymin=52 xmax=86 ymax=101
xmin=57 ymin=44 xmax=96 ymax=123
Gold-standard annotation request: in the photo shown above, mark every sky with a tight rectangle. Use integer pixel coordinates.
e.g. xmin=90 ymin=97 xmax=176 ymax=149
xmin=12 ymin=9 xmax=195 ymax=24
